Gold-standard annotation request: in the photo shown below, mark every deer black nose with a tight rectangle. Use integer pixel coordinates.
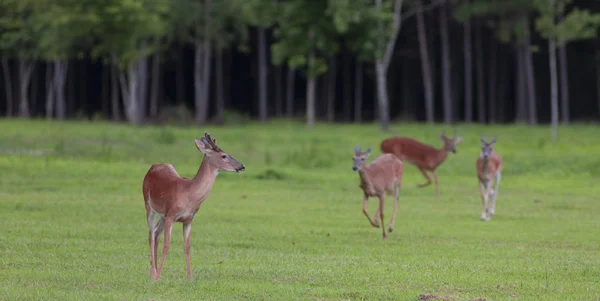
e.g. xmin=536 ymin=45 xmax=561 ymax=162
xmin=352 ymin=166 xmax=357 ymax=171
xmin=236 ymin=165 xmax=245 ymax=172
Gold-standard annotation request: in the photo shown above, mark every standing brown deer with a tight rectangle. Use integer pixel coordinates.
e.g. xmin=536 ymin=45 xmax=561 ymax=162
xmin=380 ymin=131 xmax=462 ymax=196
xmin=352 ymin=146 xmax=403 ymax=240
xmin=476 ymin=136 xmax=502 ymax=221
xmin=142 ymin=132 xmax=245 ymax=280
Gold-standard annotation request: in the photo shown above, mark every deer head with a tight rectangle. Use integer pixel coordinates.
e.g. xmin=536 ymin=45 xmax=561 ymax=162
xmin=440 ymin=130 xmax=463 ymax=154
xmin=352 ymin=146 xmax=372 ymax=171
xmin=480 ymin=136 xmax=497 ymax=159
xmin=194 ymin=132 xmax=245 ymax=172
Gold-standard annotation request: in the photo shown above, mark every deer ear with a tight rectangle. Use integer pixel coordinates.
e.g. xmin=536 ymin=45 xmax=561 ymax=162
xmin=455 ymin=136 xmax=463 ymax=144
xmin=365 ymin=147 xmax=372 ymax=154
xmin=355 ymin=146 xmax=361 ymax=154
xmin=481 ymin=136 xmax=487 ymax=143
xmin=194 ymin=138 xmax=213 ymax=153
xmin=490 ymin=136 xmax=496 ymax=144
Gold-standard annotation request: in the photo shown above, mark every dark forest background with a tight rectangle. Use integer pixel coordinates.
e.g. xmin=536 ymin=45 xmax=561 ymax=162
xmin=1 ymin=0 xmax=600 ymax=131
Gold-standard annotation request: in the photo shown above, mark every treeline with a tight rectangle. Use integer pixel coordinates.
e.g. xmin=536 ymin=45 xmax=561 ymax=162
xmin=1 ymin=0 xmax=600 ymax=131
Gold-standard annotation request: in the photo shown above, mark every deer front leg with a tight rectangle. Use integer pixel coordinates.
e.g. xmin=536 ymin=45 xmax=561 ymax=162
xmin=146 ymin=210 xmax=158 ymax=280
xmin=183 ymin=222 xmax=193 ymax=280
xmin=157 ymin=217 xmax=174 ymax=280
xmin=490 ymin=171 xmax=501 ymax=216
xmin=362 ymin=194 xmax=379 ymax=228
xmin=479 ymin=181 xmax=489 ymax=221
xmin=153 ymin=217 xmax=166 ymax=273
xmin=388 ymin=182 xmax=400 ymax=233
xmin=378 ymin=195 xmax=387 ymax=240
xmin=417 ymin=167 xmax=432 ymax=188
xmin=432 ymin=169 xmax=439 ymax=196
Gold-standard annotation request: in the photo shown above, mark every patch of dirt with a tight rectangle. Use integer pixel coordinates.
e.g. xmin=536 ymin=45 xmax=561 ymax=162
xmin=418 ymin=294 xmax=457 ymax=300
xmin=468 ymin=298 xmax=487 ymax=301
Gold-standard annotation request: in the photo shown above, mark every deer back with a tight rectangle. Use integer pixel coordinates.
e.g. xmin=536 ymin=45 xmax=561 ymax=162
xmin=381 ymin=137 xmax=443 ymax=169
xmin=143 ymin=163 xmax=191 ymax=213
xmin=363 ymin=154 xmax=403 ymax=194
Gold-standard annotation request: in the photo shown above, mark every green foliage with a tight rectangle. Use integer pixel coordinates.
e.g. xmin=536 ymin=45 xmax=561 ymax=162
xmin=0 ymin=0 xmax=43 ymax=58
xmin=271 ymin=0 xmax=340 ymax=78
xmin=535 ymin=0 xmax=600 ymax=45
xmin=0 ymin=120 xmax=599 ymax=300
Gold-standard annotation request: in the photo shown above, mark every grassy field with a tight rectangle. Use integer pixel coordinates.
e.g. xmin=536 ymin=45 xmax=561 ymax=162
xmin=0 ymin=119 xmax=598 ymax=301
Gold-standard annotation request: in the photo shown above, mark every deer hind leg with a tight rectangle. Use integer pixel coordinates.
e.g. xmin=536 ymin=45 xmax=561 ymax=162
xmin=183 ymin=222 xmax=193 ymax=280
xmin=146 ymin=209 xmax=158 ymax=280
xmin=157 ymin=217 xmax=174 ymax=280
xmin=490 ymin=171 xmax=501 ymax=216
xmin=479 ymin=181 xmax=489 ymax=221
xmin=417 ymin=167 xmax=432 ymax=188
xmin=153 ymin=216 xmax=166 ymax=273
xmin=362 ymin=194 xmax=379 ymax=228
xmin=388 ymin=182 xmax=400 ymax=233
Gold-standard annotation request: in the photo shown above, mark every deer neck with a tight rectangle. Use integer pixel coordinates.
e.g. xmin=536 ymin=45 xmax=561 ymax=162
xmin=480 ymin=155 xmax=490 ymax=172
xmin=434 ymin=147 xmax=450 ymax=167
xmin=358 ymin=168 xmax=375 ymax=193
xmin=189 ymin=156 xmax=219 ymax=201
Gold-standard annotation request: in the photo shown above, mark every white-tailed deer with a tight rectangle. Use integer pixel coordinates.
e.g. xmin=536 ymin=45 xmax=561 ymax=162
xmin=142 ymin=132 xmax=245 ymax=280
xmin=380 ymin=131 xmax=462 ymax=196
xmin=353 ymin=146 xmax=403 ymax=240
xmin=476 ymin=136 xmax=502 ymax=221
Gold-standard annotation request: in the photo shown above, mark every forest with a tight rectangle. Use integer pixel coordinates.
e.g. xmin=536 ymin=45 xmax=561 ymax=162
xmin=1 ymin=0 xmax=600 ymax=131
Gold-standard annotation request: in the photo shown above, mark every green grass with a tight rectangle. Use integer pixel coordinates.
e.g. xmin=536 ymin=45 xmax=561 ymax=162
xmin=0 ymin=119 xmax=598 ymax=301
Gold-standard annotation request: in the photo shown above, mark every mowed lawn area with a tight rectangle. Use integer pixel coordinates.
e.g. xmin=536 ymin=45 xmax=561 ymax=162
xmin=0 ymin=119 xmax=598 ymax=301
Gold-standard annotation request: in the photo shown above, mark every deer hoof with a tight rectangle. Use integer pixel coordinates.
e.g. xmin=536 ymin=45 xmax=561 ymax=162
xmin=388 ymin=227 xmax=393 ymax=233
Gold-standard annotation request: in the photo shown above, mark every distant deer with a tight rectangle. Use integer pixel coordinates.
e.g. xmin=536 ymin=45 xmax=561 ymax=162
xmin=352 ymin=146 xmax=404 ymax=240
xmin=142 ymin=132 xmax=245 ymax=280
xmin=380 ymin=131 xmax=462 ymax=196
xmin=476 ymin=136 xmax=502 ymax=221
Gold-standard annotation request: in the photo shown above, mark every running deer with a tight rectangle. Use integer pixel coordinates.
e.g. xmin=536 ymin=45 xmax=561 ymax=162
xmin=476 ymin=136 xmax=502 ymax=221
xmin=352 ymin=146 xmax=403 ymax=240
xmin=142 ymin=132 xmax=245 ymax=280
xmin=380 ymin=131 xmax=462 ymax=196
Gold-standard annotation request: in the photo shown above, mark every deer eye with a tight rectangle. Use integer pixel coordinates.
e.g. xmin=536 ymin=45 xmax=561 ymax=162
xmin=221 ymin=155 xmax=227 ymax=159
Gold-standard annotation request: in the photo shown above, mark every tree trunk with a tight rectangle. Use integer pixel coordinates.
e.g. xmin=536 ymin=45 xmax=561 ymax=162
xmin=488 ymin=34 xmax=498 ymax=123
xmin=150 ymin=42 xmax=161 ymax=119
xmin=194 ymin=44 xmax=208 ymax=124
xmin=30 ymin=64 xmax=39 ymax=116
xmin=45 ymin=62 xmax=54 ymax=118
xmin=474 ymin=20 xmax=485 ymax=123
xmin=258 ymin=27 xmax=268 ymax=122
xmin=1 ymin=58 xmax=13 ymax=117
xmin=497 ymin=49 xmax=507 ymax=122
xmin=354 ymin=60 xmax=363 ymax=123
xmin=137 ymin=44 xmax=148 ymax=121
xmin=176 ymin=47 xmax=185 ymax=106
xmin=215 ymin=50 xmax=224 ymax=123
xmin=54 ymin=60 xmax=68 ymax=120
xmin=110 ymin=62 xmax=120 ymax=121
xmin=306 ymin=28 xmax=316 ymax=129
xmin=549 ymin=37 xmax=559 ymax=140
xmin=274 ymin=64 xmax=283 ymax=117
xmin=286 ymin=66 xmax=295 ymax=117
xmin=326 ymin=56 xmax=337 ymax=122
xmin=342 ymin=51 xmax=352 ymax=121
xmin=597 ymin=38 xmax=600 ymax=118
xmin=440 ymin=0 xmax=452 ymax=123
xmin=523 ymin=15 xmax=537 ymax=125
xmin=416 ymin=0 xmax=434 ymax=123
xmin=463 ymin=14 xmax=473 ymax=122
xmin=80 ymin=60 xmax=87 ymax=118
xmin=119 ymin=63 xmax=141 ymax=124
xmin=101 ymin=63 xmax=109 ymax=119
xmin=18 ymin=59 xmax=34 ymax=118
xmin=515 ymin=44 xmax=527 ymax=122
xmin=558 ymin=44 xmax=569 ymax=124
xmin=401 ymin=58 xmax=413 ymax=120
